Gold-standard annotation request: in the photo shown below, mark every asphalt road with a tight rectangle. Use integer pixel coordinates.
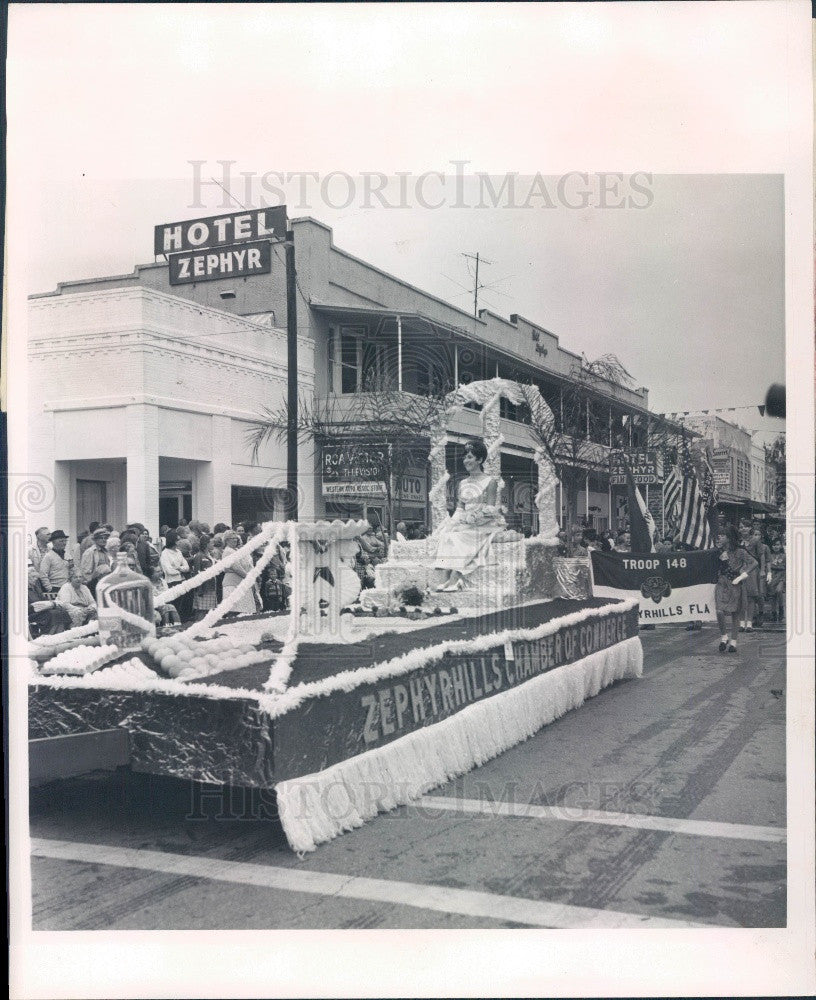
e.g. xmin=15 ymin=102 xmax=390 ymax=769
xmin=29 ymin=625 xmax=786 ymax=930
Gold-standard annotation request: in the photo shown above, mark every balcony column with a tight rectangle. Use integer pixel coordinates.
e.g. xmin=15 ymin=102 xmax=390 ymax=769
xmin=585 ymin=472 xmax=590 ymax=520
xmin=607 ymin=477 xmax=612 ymax=530
xmin=396 ymin=314 xmax=403 ymax=391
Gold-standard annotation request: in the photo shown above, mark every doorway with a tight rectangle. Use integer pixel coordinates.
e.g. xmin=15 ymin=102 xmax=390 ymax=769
xmin=158 ymin=482 xmax=192 ymax=529
xmin=76 ymin=479 xmax=107 ymax=534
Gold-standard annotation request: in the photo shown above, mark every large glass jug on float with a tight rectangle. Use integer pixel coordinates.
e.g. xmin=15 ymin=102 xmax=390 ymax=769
xmin=96 ymin=552 xmax=156 ymax=651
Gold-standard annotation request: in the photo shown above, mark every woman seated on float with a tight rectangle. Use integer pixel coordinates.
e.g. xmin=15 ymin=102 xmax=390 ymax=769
xmin=433 ymin=439 xmax=506 ymax=592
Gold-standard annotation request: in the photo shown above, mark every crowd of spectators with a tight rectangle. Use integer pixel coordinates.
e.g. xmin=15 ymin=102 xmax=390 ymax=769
xmin=27 ymin=516 xmax=408 ymax=638
xmin=27 ymin=518 xmax=295 ymax=639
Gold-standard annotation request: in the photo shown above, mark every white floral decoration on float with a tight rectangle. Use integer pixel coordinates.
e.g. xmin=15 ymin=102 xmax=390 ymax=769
xmin=37 ymin=643 xmax=119 ymax=676
xmin=264 ymin=519 xmax=370 ymax=694
xmin=29 ymin=620 xmax=100 ymax=659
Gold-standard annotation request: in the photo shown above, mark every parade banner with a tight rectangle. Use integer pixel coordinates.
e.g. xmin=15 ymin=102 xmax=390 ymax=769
xmin=273 ymin=603 xmax=639 ymax=779
xmin=590 ymin=550 xmax=720 ymax=623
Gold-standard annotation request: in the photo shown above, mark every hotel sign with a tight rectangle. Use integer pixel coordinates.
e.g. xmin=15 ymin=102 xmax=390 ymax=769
xmin=154 ymin=208 xmax=287 ymax=255
xmin=609 ymin=450 xmax=659 ymax=485
xmin=168 ymin=240 xmax=272 ymax=285
xmin=156 ymin=207 xmax=287 ymax=286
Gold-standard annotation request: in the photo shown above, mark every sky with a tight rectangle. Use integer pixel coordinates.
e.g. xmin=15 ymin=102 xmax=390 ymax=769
xmin=8 ymin=4 xmax=793 ymax=435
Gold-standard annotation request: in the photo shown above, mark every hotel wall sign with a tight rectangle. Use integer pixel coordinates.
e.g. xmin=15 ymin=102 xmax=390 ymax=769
xmin=168 ymin=240 xmax=272 ymax=285
xmin=154 ymin=208 xmax=287 ymax=255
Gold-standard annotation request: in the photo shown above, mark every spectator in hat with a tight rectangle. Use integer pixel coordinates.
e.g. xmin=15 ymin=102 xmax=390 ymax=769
xmin=80 ymin=527 xmax=114 ymax=592
xmin=79 ymin=521 xmax=99 ymax=551
xmin=56 ymin=566 xmax=98 ymax=627
xmin=28 ymin=527 xmax=51 ymax=587
xmin=39 ymin=530 xmax=72 ymax=593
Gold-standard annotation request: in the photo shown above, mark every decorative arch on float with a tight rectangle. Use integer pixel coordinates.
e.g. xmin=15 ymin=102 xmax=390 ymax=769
xmin=427 ymin=377 xmax=559 ymax=539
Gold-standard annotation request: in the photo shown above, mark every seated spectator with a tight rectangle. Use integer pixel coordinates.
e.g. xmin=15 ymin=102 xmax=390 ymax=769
xmin=28 ymin=560 xmax=71 ymax=637
xmin=56 ymin=568 xmax=98 ymax=627
xmin=39 ymin=529 xmax=72 ymax=593
xmin=150 ymin=567 xmax=181 ymax=627
xmin=395 ymin=521 xmax=408 ymax=542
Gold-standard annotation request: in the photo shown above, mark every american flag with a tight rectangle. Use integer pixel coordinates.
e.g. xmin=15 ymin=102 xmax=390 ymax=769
xmin=677 ymin=444 xmax=713 ymax=549
xmin=663 ymin=461 xmax=682 ymax=521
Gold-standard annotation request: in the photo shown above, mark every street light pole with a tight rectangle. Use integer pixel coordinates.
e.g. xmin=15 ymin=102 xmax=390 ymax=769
xmin=286 ymin=229 xmax=298 ymax=520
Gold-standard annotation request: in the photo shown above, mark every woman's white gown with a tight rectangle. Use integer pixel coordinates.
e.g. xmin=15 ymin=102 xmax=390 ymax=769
xmin=433 ymin=475 xmax=506 ymax=577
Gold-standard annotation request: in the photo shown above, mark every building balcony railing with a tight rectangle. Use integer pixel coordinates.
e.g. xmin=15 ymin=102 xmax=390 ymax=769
xmin=318 ymin=391 xmax=635 ymax=472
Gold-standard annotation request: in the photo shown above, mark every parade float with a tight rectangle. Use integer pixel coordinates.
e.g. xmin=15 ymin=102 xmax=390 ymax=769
xmin=28 ymin=380 xmax=642 ymax=853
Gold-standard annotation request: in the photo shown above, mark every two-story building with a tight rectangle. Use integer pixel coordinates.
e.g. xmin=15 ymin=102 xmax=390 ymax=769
xmin=685 ymin=414 xmax=782 ymax=523
xmin=29 ymin=215 xmax=678 ymax=537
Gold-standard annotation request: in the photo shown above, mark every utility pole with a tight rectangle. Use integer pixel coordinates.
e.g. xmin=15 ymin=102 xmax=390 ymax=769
xmin=286 ymin=229 xmax=298 ymax=520
xmin=461 ymin=251 xmax=492 ymax=316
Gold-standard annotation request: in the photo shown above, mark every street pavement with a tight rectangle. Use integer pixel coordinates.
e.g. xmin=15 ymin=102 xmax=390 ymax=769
xmin=29 ymin=625 xmax=786 ymax=929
